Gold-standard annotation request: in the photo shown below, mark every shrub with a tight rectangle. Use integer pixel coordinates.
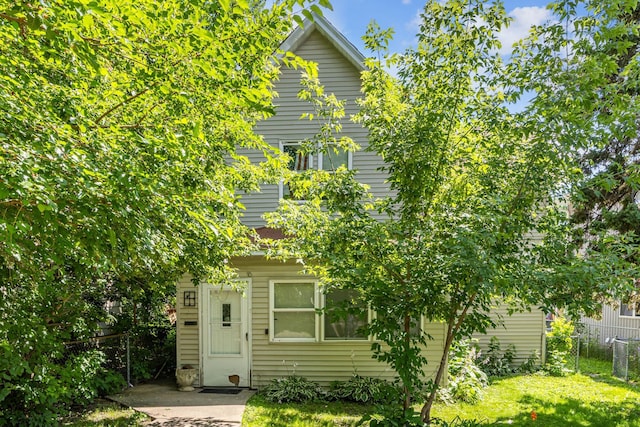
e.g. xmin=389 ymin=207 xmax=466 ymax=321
xmin=261 ymin=376 xmax=325 ymax=403
xmin=545 ymin=317 xmax=575 ymax=375
xmin=546 ymin=317 xmax=574 ymax=353
xmin=544 ymin=350 xmax=570 ymax=376
xmin=441 ymin=339 xmax=488 ymax=404
xmin=477 ymin=336 xmax=516 ymax=377
xmin=329 ymin=375 xmax=402 ymax=404
xmin=518 ymin=350 xmax=541 ymax=374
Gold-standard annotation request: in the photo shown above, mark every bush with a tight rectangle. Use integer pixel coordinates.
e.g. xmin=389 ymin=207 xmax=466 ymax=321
xmin=329 ymin=375 xmax=402 ymax=404
xmin=261 ymin=376 xmax=325 ymax=403
xmin=544 ymin=350 xmax=570 ymax=376
xmin=545 ymin=317 xmax=575 ymax=375
xmin=440 ymin=339 xmax=488 ymax=404
xmin=518 ymin=350 xmax=541 ymax=374
xmin=477 ymin=336 xmax=516 ymax=377
xmin=91 ymin=368 xmax=127 ymax=396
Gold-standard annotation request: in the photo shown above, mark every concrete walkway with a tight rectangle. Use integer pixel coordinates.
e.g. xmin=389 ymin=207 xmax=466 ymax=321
xmin=109 ymin=379 xmax=255 ymax=426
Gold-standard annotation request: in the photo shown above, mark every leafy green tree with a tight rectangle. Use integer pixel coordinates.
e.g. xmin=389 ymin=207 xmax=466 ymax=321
xmin=266 ymin=0 xmax=635 ymax=423
xmin=508 ymin=0 xmax=640 ymax=313
xmin=0 ymin=0 xmax=328 ymax=422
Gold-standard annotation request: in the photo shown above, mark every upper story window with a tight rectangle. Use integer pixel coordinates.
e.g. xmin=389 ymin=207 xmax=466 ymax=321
xmin=620 ymin=300 xmax=640 ymax=318
xmin=279 ymin=140 xmax=351 ymax=199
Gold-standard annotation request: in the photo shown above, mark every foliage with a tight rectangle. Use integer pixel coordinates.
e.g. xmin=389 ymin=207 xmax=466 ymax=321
xmin=91 ymin=368 xmax=127 ymax=397
xmin=508 ymin=0 xmax=640 ymax=316
xmin=260 ymin=375 xmax=326 ymax=403
xmin=544 ymin=350 xmax=571 ymax=377
xmin=0 ymin=0 xmax=330 ymax=421
xmin=0 ymin=339 xmax=104 ymax=426
xmin=546 ymin=317 xmax=575 ymax=353
xmin=518 ymin=351 xmax=541 ymax=374
xmin=329 ymin=375 xmax=402 ymax=404
xmin=440 ymin=339 xmax=488 ymax=404
xmin=477 ymin=336 xmax=517 ymax=377
xmin=544 ymin=317 xmax=575 ymax=376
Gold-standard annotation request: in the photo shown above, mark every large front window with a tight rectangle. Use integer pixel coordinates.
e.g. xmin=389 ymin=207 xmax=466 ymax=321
xmin=269 ymin=281 xmax=370 ymax=342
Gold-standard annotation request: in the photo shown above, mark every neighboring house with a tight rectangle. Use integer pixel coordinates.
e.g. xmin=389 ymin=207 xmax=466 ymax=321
xmin=176 ymin=15 xmax=544 ymax=389
xmin=580 ymin=302 xmax=640 ymax=345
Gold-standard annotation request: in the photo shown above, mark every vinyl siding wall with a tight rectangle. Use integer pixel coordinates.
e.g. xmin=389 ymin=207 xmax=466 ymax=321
xmin=176 ymin=274 xmax=201 ymax=386
xmin=580 ymin=304 xmax=640 ymax=345
xmin=472 ymin=306 xmax=546 ymax=363
xmin=232 ymin=256 xmax=445 ymax=388
xmin=240 ymin=29 xmax=390 ymax=228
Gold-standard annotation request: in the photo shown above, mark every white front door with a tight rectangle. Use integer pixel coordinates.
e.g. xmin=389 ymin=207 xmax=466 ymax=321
xmin=201 ymin=281 xmax=250 ymax=387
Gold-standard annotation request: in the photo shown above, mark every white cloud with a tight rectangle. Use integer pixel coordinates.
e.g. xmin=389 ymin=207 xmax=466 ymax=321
xmin=402 ymin=0 xmax=411 ymax=4
xmin=498 ymin=6 xmax=553 ymax=55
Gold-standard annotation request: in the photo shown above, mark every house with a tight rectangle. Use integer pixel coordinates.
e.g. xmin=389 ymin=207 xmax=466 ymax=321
xmin=175 ymin=15 xmax=545 ymax=389
xmin=580 ymin=302 xmax=640 ymax=346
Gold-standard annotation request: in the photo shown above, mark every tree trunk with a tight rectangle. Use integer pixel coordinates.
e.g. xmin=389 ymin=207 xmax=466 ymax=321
xmin=420 ymin=321 xmax=454 ymax=424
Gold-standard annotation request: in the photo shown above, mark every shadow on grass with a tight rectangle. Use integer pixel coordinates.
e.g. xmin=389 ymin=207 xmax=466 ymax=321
xmin=491 ymin=394 xmax=640 ymax=427
xmin=243 ymin=394 xmax=371 ymax=427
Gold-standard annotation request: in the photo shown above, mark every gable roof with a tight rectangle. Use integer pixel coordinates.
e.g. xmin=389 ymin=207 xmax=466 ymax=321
xmin=280 ymin=14 xmax=366 ymax=71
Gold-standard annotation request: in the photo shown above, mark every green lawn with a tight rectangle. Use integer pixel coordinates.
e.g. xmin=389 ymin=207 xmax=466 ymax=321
xmin=243 ymin=359 xmax=640 ymax=427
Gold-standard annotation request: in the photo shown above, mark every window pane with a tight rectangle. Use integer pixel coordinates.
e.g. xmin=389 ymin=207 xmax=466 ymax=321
xmin=322 ymin=148 xmax=348 ymax=171
xmin=284 ymin=144 xmax=311 ymax=171
xmin=274 ymin=282 xmax=315 ymax=308
xmin=274 ymin=311 xmax=315 ymax=339
xmin=324 ymin=289 xmax=367 ymax=340
xmin=620 ymin=301 xmax=639 ymax=317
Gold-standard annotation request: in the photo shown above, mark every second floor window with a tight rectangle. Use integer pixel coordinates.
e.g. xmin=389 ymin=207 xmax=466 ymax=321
xmin=280 ymin=140 xmax=351 ymax=199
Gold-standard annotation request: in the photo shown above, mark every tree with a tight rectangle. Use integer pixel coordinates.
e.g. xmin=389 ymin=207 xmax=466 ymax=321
xmin=507 ymin=0 xmax=640 ymax=313
xmin=266 ymin=0 xmax=633 ymax=423
xmin=0 ymin=0 xmax=327 ymax=422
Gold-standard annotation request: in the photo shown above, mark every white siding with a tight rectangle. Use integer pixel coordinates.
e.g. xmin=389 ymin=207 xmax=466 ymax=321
xmin=240 ymin=29 xmax=390 ymax=228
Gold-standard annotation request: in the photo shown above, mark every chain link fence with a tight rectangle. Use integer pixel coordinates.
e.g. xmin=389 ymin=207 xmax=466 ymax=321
xmin=546 ymin=334 xmax=581 ymax=372
xmin=612 ymin=338 xmax=640 ymax=381
xmin=546 ymin=323 xmax=640 ymax=381
xmin=65 ymin=333 xmax=131 ymax=386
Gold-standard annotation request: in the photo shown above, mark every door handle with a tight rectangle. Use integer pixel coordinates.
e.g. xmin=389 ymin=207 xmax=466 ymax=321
xmin=245 ymin=332 xmax=248 ymax=341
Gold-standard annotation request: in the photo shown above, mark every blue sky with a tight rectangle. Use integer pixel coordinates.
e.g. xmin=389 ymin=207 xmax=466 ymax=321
xmin=322 ymin=0 xmax=555 ymax=56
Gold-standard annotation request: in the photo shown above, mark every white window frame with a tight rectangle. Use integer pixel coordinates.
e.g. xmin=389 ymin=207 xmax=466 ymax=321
xmin=321 ymin=290 xmax=371 ymax=342
xmin=269 ymin=280 xmax=320 ymax=342
xmin=619 ymin=300 xmax=640 ymax=318
xmin=278 ymin=140 xmax=353 ymax=199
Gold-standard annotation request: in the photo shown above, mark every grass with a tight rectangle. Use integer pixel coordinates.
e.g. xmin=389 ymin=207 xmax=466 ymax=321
xmin=243 ymin=359 xmax=640 ymax=426
xmin=431 ymin=373 xmax=640 ymax=426
xmin=61 ymin=399 xmax=148 ymax=426
xmin=242 ymin=395 xmax=369 ymax=427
